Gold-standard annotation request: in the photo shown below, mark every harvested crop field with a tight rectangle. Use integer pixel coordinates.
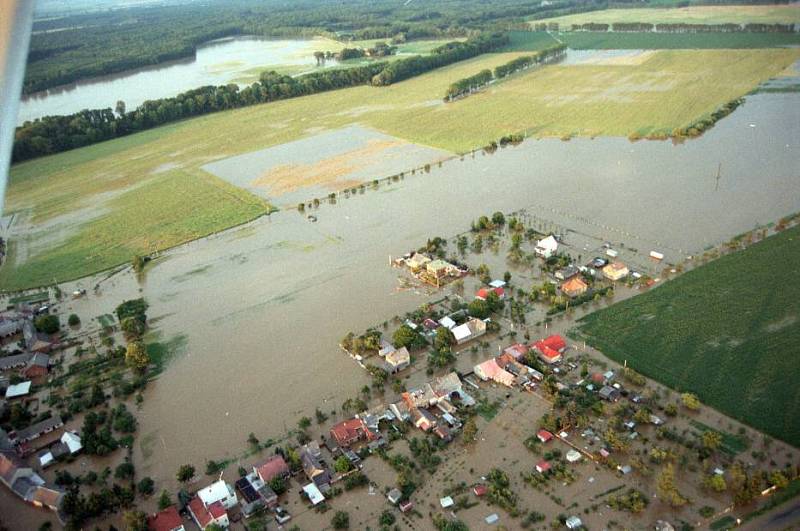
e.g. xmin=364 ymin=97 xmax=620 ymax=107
xmin=533 ymin=5 xmax=800 ymax=26
xmin=202 ymin=125 xmax=450 ymax=205
xmin=575 ymin=224 xmax=800 ymax=447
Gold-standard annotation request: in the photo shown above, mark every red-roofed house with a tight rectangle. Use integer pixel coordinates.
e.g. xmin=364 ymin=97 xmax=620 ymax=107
xmin=536 ymin=460 xmax=551 ymax=474
xmin=476 ymin=287 xmax=505 ymax=300
xmin=188 ymin=497 xmax=229 ymax=530
xmin=533 ymin=342 xmax=561 ymax=364
xmin=541 ymin=335 xmax=566 ymax=352
xmin=537 ymin=429 xmax=553 ymax=443
xmin=329 ymin=418 xmax=374 ymax=448
xmin=148 ymin=506 xmax=185 ymax=531
xmin=473 ymin=484 xmax=487 ymax=497
xmin=561 ymin=276 xmax=588 ymax=298
xmin=255 ymin=455 xmax=290 ymax=484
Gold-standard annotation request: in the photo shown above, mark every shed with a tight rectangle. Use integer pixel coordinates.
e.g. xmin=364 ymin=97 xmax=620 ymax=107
xmin=303 ymin=483 xmax=325 ymax=506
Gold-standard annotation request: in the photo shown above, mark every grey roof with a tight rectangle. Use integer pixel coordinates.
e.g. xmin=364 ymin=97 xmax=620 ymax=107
xmin=26 ymin=353 xmax=50 ymax=369
xmin=0 ymin=321 xmax=22 ymax=337
xmin=0 ymin=353 xmax=32 ymax=371
xmin=14 ymin=416 xmax=64 ymax=442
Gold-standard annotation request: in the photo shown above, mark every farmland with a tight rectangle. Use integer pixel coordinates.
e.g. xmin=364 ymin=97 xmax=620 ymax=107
xmin=532 ymin=5 xmax=800 ymax=26
xmin=575 ymin=224 xmax=800 ymax=447
xmin=4 ymin=48 xmax=797 ymax=290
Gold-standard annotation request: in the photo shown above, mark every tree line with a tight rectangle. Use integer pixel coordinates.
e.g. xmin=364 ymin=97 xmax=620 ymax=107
xmin=444 ymin=43 xmax=566 ymax=100
xmin=569 ymin=22 xmax=797 ymax=33
xmin=13 ymin=33 xmax=509 ymax=163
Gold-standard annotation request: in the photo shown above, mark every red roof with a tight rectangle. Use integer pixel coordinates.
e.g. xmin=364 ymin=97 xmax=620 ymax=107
xmin=541 ymin=334 xmax=566 ymax=351
xmin=330 ymin=418 xmax=369 ymax=447
xmin=533 ymin=342 xmax=561 ymax=360
xmin=591 ymin=372 xmax=605 ymax=383
xmin=208 ymin=501 xmax=226 ymax=519
xmin=493 ymin=287 xmax=505 ymax=297
xmin=536 ymin=460 xmax=551 ymax=472
xmin=188 ymin=496 xmax=214 ymax=528
xmin=537 ymin=429 xmax=553 ymax=442
xmin=503 ymin=343 xmax=529 ymax=360
xmin=256 ymin=455 xmax=289 ymax=483
xmin=473 ymin=484 xmax=487 ymax=497
xmin=476 ymin=288 xmax=489 ymax=300
xmin=148 ymin=506 xmax=183 ymax=531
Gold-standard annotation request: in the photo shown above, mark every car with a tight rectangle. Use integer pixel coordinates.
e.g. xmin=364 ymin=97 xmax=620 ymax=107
xmin=274 ymin=507 xmax=291 ymax=524
xmin=590 ymin=257 xmax=608 ymax=268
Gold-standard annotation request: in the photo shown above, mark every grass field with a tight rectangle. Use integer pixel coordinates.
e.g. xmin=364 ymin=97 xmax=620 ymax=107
xmin=533 ymin=5 xmax=800 ymax=26
xmin=575 ymin=224 xmax=800 ymax=447
xmin=559 ymin=30 xmax=800 ymax=49
xmin=4 ymin=48 xmax=797 ymax=290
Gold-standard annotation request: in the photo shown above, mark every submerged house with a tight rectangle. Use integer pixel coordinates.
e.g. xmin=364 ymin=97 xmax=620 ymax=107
xmin=535 ymin=235 xmax=559 ymax=258
xmin=385 ymin=346 xmax=410 ymax=373
xmin=561 ymin=276 xmax=588 ymax=298
xmin=451 ymin=318 xmax=486 ymax=345
xmin=603 ymin=261 xmax=629 ymax=281
xmin=329 ymin=418 xmax=374 ymax=448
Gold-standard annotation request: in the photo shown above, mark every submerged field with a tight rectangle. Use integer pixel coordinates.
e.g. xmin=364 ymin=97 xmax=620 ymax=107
xmin=3 ymin=47 xmax=798 ymax=290
xmin=533 ymin=4 xmax=800 ymax=26
xmin=576 ymin=224 xmax=800 ymax=447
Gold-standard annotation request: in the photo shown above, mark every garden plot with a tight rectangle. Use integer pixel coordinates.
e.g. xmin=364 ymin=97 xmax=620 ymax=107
xmin=202 ymin=124 xmax=451 ymax=205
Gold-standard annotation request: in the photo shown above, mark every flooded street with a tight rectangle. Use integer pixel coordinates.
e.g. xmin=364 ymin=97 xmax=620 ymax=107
xmin=40 ymin=90 xmax=800 ymax=493
xmin=17 ymin=36 xmax=339 ymax=124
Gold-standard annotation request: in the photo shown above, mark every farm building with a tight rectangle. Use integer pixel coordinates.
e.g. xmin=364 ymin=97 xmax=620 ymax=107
xmin=603 ymin=261 xmax=629 ymax=281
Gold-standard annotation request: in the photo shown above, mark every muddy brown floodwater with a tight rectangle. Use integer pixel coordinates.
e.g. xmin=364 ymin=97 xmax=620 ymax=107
xmin=14 ymin=92 xmax=800 ymax=508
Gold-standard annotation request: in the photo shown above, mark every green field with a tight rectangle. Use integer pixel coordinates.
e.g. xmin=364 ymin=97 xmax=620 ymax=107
xmin=533 ymin=5 xmax=800 ymax=26
xmin=559 ymin=31 xmax=800 ymax=50
xmin=576 ymin=225 xmax=800 ymax=447
xmin=4 ymin=48 xmax=796 ymax=290
xmin=499 ymin=31 xmax=560 ymax=51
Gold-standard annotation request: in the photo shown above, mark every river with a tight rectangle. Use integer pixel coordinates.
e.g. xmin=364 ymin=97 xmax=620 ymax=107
xmin=17 ymin=36 xmax=340 ymax=124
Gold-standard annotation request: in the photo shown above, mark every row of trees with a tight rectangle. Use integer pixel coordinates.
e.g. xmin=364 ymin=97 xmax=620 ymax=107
xmin=570 ymin=22 xmax=798 ymax=33
xmin=445 ymin=43 xmax=566 ymax=100
xmin=13 ymin=32 xmax=509 ymax=163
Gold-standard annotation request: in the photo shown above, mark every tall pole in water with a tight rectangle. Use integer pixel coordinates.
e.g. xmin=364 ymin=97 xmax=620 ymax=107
xmin=715 ymin=162 xmax=722 ymax=191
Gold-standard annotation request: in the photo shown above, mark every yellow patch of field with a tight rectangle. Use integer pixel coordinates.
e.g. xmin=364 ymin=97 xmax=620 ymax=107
xmin=533 ymin=5 xmax=800 ymax=27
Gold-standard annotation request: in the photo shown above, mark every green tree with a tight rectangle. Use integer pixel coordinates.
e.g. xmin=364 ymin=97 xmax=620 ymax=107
xmin=491 ymin=211 xmax=505 ymax=226
xmin=681 ymin=392 xmax=701 ymax=411
xmin=433 ymin=327 xmax=454 ymax=352
xmin=334 ymin=455 xmax=352 ymax=474
xmin=34 ymin=314 xmax=60 ymax=334
xmin=468 ymin=299 xmax=490 ymax=319
xmin=125 ymin=341 xmax=150 ymax=371
xmin=702 ymin=430 xmax=722 ymax=451
xmin=331 ymin=510 xmax=350 ymax=529
xmin=392 ymin=324 xmax=423 ymax=350
xmin=68 ymin=314 xmax=81 ymax=326
xmin=298 ymin=416 xmax=312 ymax=430
xmin=462 ymin=417 xmax=478 ymax=445
xmin=657 ymin=464 xmax=687 ymax=507
xmin=137 ymin=476 xmax=154 ymax=496
xmin=268 ymin=476 xmax=287 ymax=495
xmin=121 ymin=316 xmax=146 ymax=340
xmin=379 ymin=509 xmax=396 ymax=526
xmin=176 ymin=464 xmax=195 ymax=483
xmin=157 ymin=489 xmax=172 ymax=510
xmin=703 ymin=474 xmax=727 ymax=492
xmin=122 ymin=510 xmax=148 ymax=531
xmin=115 ymin=460 xmax=135 ymax=480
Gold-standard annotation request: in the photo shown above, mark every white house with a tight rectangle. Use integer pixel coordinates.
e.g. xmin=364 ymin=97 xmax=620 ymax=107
xmin=197 ymin=480 xmax=238 ymax=510
xmin=451 ymin=318 xmax=486 ymax=345
xmin=535 ymin=235 xmax=559 ymax=258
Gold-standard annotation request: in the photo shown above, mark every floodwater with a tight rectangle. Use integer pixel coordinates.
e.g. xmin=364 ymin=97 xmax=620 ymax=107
xmin=19 ymin=92 xmax=800 ymax=500
xmin=17 ymin=36 xmax=337 ymax=124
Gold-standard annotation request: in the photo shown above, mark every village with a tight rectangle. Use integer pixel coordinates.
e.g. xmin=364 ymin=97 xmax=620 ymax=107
xmin=0 ymin=210 xmax=797 ymax=531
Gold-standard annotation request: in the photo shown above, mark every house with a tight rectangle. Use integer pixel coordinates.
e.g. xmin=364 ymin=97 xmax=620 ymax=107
xmin=602 ymin=261 xmax=629 ymax=281
xmin=598 ymin=386 xmax=621 ymax=402
xmin=27 ymin=485 xmax=63 ymax=512
xmin=387 ymin=488 xmax=403 ymax=505
xmin=302 ymin=482 xmax=325 ymax=505
xmin=188 ymin=496 xmax=229 ymax=530
xmin=475 ymin=286 xmax=505 ymax=300
xmin=554 ymin=265 xmax=580 ymax=281
xmin=254 ymin=455 xmax=290 ymax=484
xmin=440 ymin=496 xmax=454 ymax=508
xmin=426 ymin=259 xmax=453 ymax=278
xmin=22 ymin=353 xmax=50 ymax=381
xmin=197 ymin=480 xmax=238 ymax=510
xmin=389 ymin=400 xmax=411 ymax=423
xmin=60 ymin=431 xmax=82 ymax=454
xmin=0 ymin=451 xmax=63 ymax=516
xmin=0 ymin=320 xmax=22 ymax=339
xmin=438 ymin=316 xmax=456 ymax=330
xmin=451 ymin=318 xmax=486 ymax=345
xmin=503 ymin=343 xmax=529 ymax=361
xmin=147 ymin=506 xmax=185 ymax=531
xmin=473 ymin=484 xmax=487 ymax=497
xmin=495 ymin=353 xmax=528 ymax=379
xmin=23 ymin=321 xmax=53 ymax=353
xmin=0 ymin=353 xmax=32 ymax=372
xmin=385 ymin=347 xmax=410 ymax=373
xmin=533 ymin=335 xmax=566 ymax=364
xmin=537 ymin=429 xmax=554 ymax=443
xmin=565 ymin=515 xmax=583 ymax=529
xmin=5 ymin=381 xmax=31 ymax=399
xmin=431 ymin=372 xmax=462 ymax=398
xmin=561 ymin=276 xmax=588 ymax=298
xmin=412 ymin=408 xmax=436 ymax=431
xmin=329 ymin=418 xmax=372 ymax=448
xmin=405 ymin=253 xmax=431 ymax=271
xmin=535 ymin=235 xmax=559 ymax=258
xmin=473 ymin=359 xmax=515 ymax=387
xmin=399 ymin=500 xmax=414 ymax=513
xmin=12 ymin=416 xmax=64 ymax=444
xmin=378 ymin=340 xmax=395 ymax=357
xmin=566 ymin=450 xmax=582 ymax=463
xmin=300 ymin=446 xmax=330 ymax=488
xmin=433 ymin=425 xmax=452 ymax=442
xmin=489 ymin=279 xmax=506 ymax=288
xmin=536 ymin=460 xmax=551 ymax=473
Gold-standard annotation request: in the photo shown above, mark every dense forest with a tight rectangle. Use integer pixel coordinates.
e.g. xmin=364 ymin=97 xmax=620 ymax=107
xmin=13 ymin=33 xmax=509 ymax=163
